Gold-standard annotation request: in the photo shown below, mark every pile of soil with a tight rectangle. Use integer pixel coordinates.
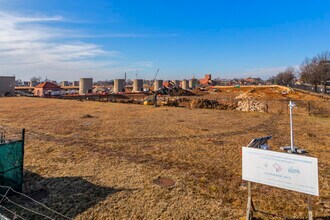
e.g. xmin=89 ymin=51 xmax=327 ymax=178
xmin=157 ymin=87 xmax=197 ymax=96
xmin=190 ymin=99 xmax=219 ymax=109
xmin=190 ymin=99 xmax=236 ymax=110
xmin=171 ymin=88 xmax=196 ymax=96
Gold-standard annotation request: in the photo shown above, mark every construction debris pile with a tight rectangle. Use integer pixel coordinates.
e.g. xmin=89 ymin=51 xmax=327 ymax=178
xmin=157 ymin=97 xmax=179 ymax=107
xmin=117 ymin=99 xmax=143 ymax=104
xmin=236 ymin=98 xmax=267 ymax=112
xmin=190 ymin=99 xmax=236 ymax=110
xmin=157 ymin=87 xmax=196 ymax=96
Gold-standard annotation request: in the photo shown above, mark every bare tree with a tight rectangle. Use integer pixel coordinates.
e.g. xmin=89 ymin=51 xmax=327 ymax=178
xmin=30 ymin=76 xmax=41 ymax=82
xmin=275 ymin=66 xmax=296 ymax=86
xmin=300 ymin=51 xmax=330 ymax=93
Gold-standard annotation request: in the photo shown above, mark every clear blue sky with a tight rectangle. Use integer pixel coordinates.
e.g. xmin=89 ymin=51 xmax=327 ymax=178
xmin=1 ymin=0 xmax=330 ymax=81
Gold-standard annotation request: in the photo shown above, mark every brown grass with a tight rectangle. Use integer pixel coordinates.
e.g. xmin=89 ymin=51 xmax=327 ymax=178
xmin=203 ymin=86 xmax=325 ymax=101
xmin=0 ymin=97 xmax=329 ymax=219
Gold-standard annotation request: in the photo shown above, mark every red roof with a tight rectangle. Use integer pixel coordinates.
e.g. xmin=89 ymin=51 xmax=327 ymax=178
xmin=35 ymin=82 xmax=61 ymax=89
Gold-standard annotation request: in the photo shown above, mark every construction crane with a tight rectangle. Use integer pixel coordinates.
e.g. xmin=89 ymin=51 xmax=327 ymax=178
xmin=144 ymin=68 xmax=161 ymax=106
xmin=153 ymin=68 xmax=159 ymax=82
xmin=150 ymin=68 xmax=160 ymax=90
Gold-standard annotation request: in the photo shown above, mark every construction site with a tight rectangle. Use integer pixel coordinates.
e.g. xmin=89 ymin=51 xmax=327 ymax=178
xmin=2 ymin=1 xmax=330 ymax=218
xmin=0 ymin=84 xmax=329 ymax=219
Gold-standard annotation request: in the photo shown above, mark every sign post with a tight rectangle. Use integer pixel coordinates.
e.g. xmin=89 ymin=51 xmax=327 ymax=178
xmin=242 ymin=147 xmax=319 ymax=219
xmin=244 ymin=136 xmax=272 ymax=220
xmin=246 ymin=181 xmax=255 ymax=220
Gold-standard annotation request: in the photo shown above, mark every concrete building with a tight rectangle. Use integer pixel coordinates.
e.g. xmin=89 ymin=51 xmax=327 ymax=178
xmin=61 ymin=81 xmax=69 ymax=87
xmin=0 ymin=76 xmax=15 ymax=97
xmin=189 ymin=79 xmax=197 ymax=89
xmin=30 ymin=80 xmax=38 ymax=87
xmin=181 ymin=80 xmax=188 ymax=90
xmin=114 ymin=79 xmax=125 ymax=93
xmin=133 ymin=79 xmax=144 ymax=92
xmin=73 ymin=81 xmax=80 ymax=86
xmin=34 ymin=82 xmax=61 ymax=97
xmin=154 ymin=80 xmax=163 ymax=91
xmin=79 ymin=78 xmax=93 ymax=95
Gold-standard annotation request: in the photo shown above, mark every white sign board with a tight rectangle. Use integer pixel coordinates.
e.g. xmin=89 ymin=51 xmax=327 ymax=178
xmin=242 ymin=147 xmax=319 ymax=196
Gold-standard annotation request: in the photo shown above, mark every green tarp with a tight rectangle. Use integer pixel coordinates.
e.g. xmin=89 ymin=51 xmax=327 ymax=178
xmin=0 ymin=140 xmax=24 ymax=193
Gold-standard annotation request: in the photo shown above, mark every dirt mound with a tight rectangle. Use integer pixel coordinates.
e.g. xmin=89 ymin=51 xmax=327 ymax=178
xmin=169 ymin=87 xmax=196 ymax=96
xmin=156 ymin=87 xmax=197 ymax=96
xmin=190 ymin=99 xmax=236 ymax=110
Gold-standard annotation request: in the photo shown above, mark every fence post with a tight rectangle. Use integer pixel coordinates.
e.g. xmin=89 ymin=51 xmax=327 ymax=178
xmin=308 ymin=101 xmax=311 ymax=116
xmin=21 ymin=128 xmax=25 ymax=192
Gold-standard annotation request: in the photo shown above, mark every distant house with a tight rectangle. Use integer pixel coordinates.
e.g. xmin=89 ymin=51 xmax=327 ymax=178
xmin=242 ymin=77 xmax=263 ymax=85
xmin=199 ymin=74 xmax=213 ymax=86
xmin=34 ymin=82 xmax=61 ymax=97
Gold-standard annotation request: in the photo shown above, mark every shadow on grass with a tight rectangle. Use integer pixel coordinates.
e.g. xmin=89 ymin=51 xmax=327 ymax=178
xmin=1 ymin=170 xmax=135 ymax=219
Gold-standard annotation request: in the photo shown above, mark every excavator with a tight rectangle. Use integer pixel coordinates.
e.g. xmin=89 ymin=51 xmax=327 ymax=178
xmin=143 ymin=91 xmax=160 ymax=106
xmin=144 ymin=68 xmax=162 ymax=106
xmin=143 ymin=83 xmax=173 ymax=106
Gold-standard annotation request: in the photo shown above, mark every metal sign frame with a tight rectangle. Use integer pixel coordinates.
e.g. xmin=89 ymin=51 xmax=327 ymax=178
xmin=244 ymin=135 xmax=316 ymax=220
xmin=245 ymin=136 xmax=271 ymax=220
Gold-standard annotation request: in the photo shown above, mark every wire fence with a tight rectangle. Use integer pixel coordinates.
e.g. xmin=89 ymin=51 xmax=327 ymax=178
xmin=263 ymin=100 xmax=329 ymax=116
xmin=191 ymin=97 xmax=329 ymax=116
xmin=0 ymin=185 xmax=71 ymax=220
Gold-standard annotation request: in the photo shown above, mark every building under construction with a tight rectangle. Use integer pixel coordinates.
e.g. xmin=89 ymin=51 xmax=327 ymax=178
xmin=0 ymin=76 xmax=15 ymax=97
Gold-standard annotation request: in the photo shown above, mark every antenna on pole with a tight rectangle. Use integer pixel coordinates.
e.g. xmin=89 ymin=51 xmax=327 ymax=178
xmin=136 ymin=69 xmax=138 ymax=79
xmin=289 ymin=101 xmax=295 ymax=153
xmin=280 ymin=101 xmax=307 ymax=154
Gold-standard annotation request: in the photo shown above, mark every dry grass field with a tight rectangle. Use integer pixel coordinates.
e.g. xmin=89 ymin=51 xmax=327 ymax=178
xmin=0 ymin=97 xmax=329 ymax=219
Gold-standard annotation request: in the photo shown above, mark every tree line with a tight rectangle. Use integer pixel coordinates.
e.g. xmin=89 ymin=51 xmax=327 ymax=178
xmin=269 ymin=51 xmax=330 ymax=92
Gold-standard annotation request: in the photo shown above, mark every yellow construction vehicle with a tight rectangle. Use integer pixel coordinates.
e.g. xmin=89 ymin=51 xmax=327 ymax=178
xmin=143 ymin=93 xmax=158 ymax=105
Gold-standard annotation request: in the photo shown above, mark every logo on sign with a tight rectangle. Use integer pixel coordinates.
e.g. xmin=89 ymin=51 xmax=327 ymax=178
xmin=288 ymin=167 xmax=300 ymax=174
xmin=272 ymin=163 xmax=282 ymax=172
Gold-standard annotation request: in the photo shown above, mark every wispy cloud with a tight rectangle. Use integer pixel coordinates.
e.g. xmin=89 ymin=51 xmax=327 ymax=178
xmin=0 ymin=11 xmax=156 ymax=80
xmin=0 ymin=11 xmax=112 ymax=68
xmin=69 ymin=33 xmax=178 ymax=38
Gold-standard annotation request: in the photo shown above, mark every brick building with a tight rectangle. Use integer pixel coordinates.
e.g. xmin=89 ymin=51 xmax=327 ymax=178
xmin=199 ymin=74 xmax=212 ymax=85
xmin=34 ymin=82 xmax=61 ymax=97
